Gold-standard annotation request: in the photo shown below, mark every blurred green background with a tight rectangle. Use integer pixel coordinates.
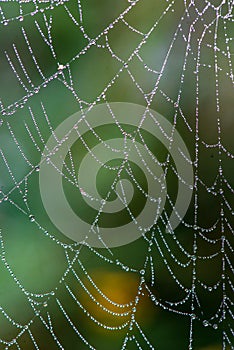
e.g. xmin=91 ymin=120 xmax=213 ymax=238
xmin=0 ymin=1 xmax=233 ymax=349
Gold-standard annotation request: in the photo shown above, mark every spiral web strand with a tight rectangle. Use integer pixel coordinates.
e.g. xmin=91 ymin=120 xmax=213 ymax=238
xmin=0 ymin=0 xmax=233 ymax=349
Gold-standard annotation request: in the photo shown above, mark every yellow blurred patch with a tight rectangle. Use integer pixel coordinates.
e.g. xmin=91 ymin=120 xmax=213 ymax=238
xmin=198 ymin=345 xmax=230 ymax=350
xmin=77 ymin=269 xmax=156 ymax=333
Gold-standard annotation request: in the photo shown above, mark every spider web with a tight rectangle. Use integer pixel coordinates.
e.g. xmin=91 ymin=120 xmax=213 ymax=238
xmin=0 ymin=0 xmax=233 ymax=349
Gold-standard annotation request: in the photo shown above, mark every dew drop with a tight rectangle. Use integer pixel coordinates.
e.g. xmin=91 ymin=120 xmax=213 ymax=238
xmin=58 ymin=63 xmax=65 ymax=71
xmin=29 ymin=215 xmax=35 ymax=222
